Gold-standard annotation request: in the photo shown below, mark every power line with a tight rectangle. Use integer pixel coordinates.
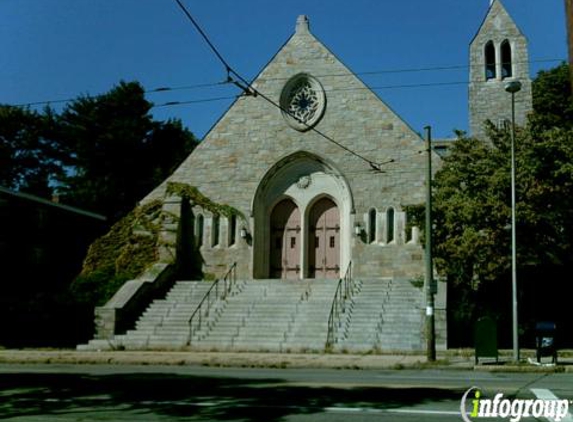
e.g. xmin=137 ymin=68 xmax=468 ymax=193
xmin=13 ymin=80 xmax=232 ymax=108
xmin=153 ymin=95 xmax=238 ymax=108
xmin=147 ymin=80 xmax=230 ymax=93
xmin=173 ymin=0 xmax=234 ymax=76
xmin=335 ymin=81 xmax=467 ymax=92
xmin=11 ymin=76 xmax=533 ymax=109
xmin=9 ymin=56 xmax=563 ymax=108
xmin=255 ymin=58 xmax=563 ymax=82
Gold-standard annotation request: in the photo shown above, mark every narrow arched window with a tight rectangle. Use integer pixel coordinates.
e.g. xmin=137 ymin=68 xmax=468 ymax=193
xmin=228 ymin=214 xmax=237 ymax=246
xmin=196 ymin=214 xmax=204 ymax=247
xmin=368 ymin=208 xmax=376 ymax=244
xmin=485 ymin=41 xmax=496 ymax=80
xmin=501 ymin=40 xmax=512 ymax=79
xmin=211 ymin=214 xmax=220 ymax=247
xmin=386 ymin=208 xmax=395 ymax=243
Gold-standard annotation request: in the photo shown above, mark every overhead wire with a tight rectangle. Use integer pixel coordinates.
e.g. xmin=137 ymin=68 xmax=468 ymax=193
xmin=12 ymin=75 xmax=538 ymax=109
xmin=255 ymin=58 xmax=563 ymax=82
xmin=10 ymin=56 xmax=562 ymax=108
xmin=153 ymin=95 xmax=239 ymax=108
xmin=173 ymin=0 xmax=234 ymax=76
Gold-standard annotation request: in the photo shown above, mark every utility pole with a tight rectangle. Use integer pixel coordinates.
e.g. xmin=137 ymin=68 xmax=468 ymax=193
xmin=505 ymin=80 xmax=522 ymax=363
xmin=424 ymin=126 xmax=436 ymax=362
xmin=566 ymin=0 xmax=573 ymax=92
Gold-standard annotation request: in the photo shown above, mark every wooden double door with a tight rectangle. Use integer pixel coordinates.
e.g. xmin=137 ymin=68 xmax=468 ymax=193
xmin=270 ymin=198 xmax=340 ymax=279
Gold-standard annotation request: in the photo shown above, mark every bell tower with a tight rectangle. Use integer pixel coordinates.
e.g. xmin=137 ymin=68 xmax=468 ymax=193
xmin=469 ymin=0 xmax=532 ymax=139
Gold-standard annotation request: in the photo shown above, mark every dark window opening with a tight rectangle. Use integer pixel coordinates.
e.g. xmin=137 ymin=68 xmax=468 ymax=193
xmin=501 ymin=40 xmax=512 ymax=79
xmin=229 ymin=215 xmax=237 ymax=246
xmin=211 ymin=215 xmax=220 ymax=247
xmin=368 ymin=209 xmax=376 ymax=243
xmin=387 ymin=208 xmax=395 ymax=243
xmin=485 ymin=41 xmax=496 ymax=80
xmin=196 ymin=214 xmax=204 ymax=247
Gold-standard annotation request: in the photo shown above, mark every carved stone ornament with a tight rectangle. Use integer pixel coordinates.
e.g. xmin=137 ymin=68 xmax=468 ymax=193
xmin=280 ymin=73 xmax=326 ymax=131
xmin=296 ymin=175 xmax=312 ymax=189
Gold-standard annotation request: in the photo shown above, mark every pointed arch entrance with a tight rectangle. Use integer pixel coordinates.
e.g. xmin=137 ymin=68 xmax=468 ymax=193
xmin=270 ymin=199 xmax=301 ymax=279
xmin=252 ymin=151 xmax=354 ymax=279
xmin=308 ymin=197 xmax=340 ymax=278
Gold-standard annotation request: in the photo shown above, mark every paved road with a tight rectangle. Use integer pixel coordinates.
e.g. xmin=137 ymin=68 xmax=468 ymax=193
xmin=0 ymin=365 xmax=571 ymax=421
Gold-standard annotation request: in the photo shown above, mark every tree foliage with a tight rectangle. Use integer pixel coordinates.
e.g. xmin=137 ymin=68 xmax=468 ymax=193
xmin=1 ymin=81 xmax=198 ymax=222
xmin=433 ymin=126 xmax=573 ymax=284
xmin=430 ymin=64 xmax=573 ymax=345
xmin=0 ymin=105 xmax=63 ymax=197
xmin=530 ymin=62 xmax=573 ymax=133
xmin=56 ymin=81 xmax=198 ymax=221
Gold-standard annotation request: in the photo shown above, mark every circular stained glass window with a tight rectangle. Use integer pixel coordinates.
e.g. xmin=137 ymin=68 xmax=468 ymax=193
xmin=280 ymin=74 xmax=326 ymax=131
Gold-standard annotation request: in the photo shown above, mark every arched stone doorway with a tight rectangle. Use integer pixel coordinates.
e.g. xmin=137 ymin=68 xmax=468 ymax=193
xmin=252 ymin=151 xmax=354 ymax=279
xmin=308 ymin=197 xmax=340 ymax=278
xmin=270 ymin=199 xmax=301 ymax=279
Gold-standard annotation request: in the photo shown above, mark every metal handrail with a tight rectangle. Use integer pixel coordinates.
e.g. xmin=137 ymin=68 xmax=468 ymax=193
xmin=325 ymin=261 xmax=353 ymax=351
xmin=188 ymin=262 xmax=237 ymax=344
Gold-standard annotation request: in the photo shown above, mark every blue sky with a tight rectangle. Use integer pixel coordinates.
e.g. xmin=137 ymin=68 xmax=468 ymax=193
xmin=0 ymin=1 xmax=567 ymax=139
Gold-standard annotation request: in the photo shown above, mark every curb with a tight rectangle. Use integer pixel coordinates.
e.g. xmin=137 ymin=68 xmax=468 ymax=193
xmin=0 ymin=350 xmax=571 ymax=372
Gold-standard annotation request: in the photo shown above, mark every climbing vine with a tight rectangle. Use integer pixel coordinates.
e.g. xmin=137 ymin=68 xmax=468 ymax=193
xmin=71 ymin=183 xmax=244 ymax=306
xmin=71 ymin=200 xmax=164 ymax=305
xmin=166 ymin=181 xmax=245 ymax=221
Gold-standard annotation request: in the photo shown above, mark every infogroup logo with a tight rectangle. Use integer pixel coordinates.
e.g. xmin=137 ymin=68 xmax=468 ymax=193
xmin=460 ymin=386 xmax=571 ymax=422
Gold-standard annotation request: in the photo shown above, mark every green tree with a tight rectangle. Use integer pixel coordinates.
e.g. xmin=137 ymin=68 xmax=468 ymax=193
xmin=56 ymin=81 xmax=198 ymax=220
xmin=530 ymin=62 xmax=573 ymax=132
xmin=429 ymin=63 xmax=573 ymax=345
xmin=433 ymin=126 xmax=573 ymax=280
xmin=0 ymin=105 xmax=63 ymax=197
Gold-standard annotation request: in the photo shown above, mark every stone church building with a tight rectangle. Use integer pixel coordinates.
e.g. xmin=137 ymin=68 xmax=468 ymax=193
xmin=81 ymin=0 xmax=532 ymax=351
xmin=147 ymin=14 xmax=429 ymax=282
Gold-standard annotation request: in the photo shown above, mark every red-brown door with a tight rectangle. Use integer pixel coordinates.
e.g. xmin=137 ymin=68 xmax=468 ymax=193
xmin=270 ymin=199 xmax=301 ymax=279
xmin=308 ymin=198 xmax=340 ymax=278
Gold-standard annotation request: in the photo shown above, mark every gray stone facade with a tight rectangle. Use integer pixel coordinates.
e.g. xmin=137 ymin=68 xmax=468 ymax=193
xmin=143 ymin=15 xmax=435 ymax=282
xmin=469 ymin=0 xmax=533 ymax=139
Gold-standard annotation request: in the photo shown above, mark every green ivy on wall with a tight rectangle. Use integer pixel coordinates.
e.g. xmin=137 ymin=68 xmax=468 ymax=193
xmin=70 ymin=183 xmax=244 ymax=306
xmin=166 ymin=182 xmax=245 ymax=221
xmin=70 ymin=200 xmax=164 ymax=305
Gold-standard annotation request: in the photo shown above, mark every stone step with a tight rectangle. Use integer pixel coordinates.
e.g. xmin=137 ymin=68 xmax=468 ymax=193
xmin=79 ymin=277 xmax=426 ymax=352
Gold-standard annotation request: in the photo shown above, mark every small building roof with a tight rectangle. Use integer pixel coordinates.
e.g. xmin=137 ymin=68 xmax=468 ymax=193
xmin=0 ymin=186 xmax=107 ymax=221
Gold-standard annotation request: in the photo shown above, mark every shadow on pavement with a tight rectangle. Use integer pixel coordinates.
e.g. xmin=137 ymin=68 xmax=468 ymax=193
xmin=0 ymin=372 xmax=462 ymax=421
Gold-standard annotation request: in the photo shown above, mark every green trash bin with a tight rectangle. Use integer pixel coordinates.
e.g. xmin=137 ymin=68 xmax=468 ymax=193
xmin=475 ymin=316 xmax=498 ymax=364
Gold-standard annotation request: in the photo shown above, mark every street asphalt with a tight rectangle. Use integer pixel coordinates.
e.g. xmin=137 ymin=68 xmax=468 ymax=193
xmin=0 ymin=363 xmax=572 ymax=421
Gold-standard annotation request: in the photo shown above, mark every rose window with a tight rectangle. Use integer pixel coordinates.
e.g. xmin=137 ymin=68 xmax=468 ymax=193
xmin=280 ymin=74 xmax=326 ymax=131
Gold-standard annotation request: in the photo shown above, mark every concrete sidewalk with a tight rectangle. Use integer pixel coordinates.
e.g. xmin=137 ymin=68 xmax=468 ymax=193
xmin=0 ymin=349 xmax=571 ymax=372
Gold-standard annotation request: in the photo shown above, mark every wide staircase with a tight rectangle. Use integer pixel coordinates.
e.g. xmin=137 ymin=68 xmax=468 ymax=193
xmin=190 ymin=279 xmax=338 ymax=352
xmin=335 ymin=278 xmax=424 ymax=352
xmin=78 ymin=276 xmax=424 ymax=352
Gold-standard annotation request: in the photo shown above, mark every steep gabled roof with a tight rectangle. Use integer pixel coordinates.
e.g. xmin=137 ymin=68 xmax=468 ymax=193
xmin=470 ymin=0 xmax=526 ymax=46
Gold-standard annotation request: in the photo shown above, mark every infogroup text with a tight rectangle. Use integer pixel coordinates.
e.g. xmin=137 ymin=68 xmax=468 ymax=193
xmin=461 ymin=387 xmax=571 ymax=422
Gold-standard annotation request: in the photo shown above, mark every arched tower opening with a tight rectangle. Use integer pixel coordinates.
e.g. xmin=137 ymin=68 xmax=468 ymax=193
xmin=485 ymin=41 xmax=496 ymax=80
xmin=501 ymin=39 xmax=512 ymax=79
